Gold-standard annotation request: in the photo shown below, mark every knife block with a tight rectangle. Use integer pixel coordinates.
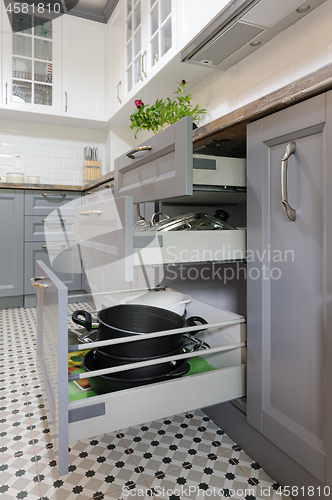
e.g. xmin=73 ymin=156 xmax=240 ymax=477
xmin=83 ymin=160 xmax=100 ymax=185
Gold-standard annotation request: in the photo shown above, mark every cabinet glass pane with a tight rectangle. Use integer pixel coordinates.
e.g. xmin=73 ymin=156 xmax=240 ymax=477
xmin=12 ymin=57 xmax=32 ymax=80
xmin=133 ymin=2 xmax=141 ymax=31
xmin=34 ymin=18 xmax=52 ymax=39
xmin=13 ymin=34 xmax=32 ymax=57
xmin=13 ymin=81 xmax=32 ymax=103
xmin=35 ymin=39 xmax=52 ymax=61
xmin=127 ymin=65 xmax=133 ymax=92
xmin=161 ymin=0 xmax=171 ymax=22
xmin=127 ymin=41 xmax=133 ymax=66
xmin=34 ymin=85 xmax=52 ymax=106
xmin=151 ymin=5 xmax=158 ymax=35
xmin=161 ymin=19 xmax=172 ymax=55
xmin=151 ymin=35 xmax=159 ymax=67
xmin=127 ymin=14 xmax=132 ymax=41
xmin=127 ymin=0 xmax=132 ymax=16
xmin=134 ymin=29 xmax=141 ymax=57
xmin=12 ymin=13 xmax=32 ymax=34
xmin=34 ymin=60 xmax=52 ymax=84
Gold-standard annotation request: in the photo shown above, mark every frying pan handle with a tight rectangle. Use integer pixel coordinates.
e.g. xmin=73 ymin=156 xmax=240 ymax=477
xmin=72 ymin=310 xmax=92 ymax=331
xmin=186 ymin=316 xmax=208 ymax=333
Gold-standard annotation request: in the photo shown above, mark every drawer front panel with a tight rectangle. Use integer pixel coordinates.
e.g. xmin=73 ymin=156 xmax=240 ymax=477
xmin=24 ymin=242 xmax=82 ymax=294
xmin=25 ymin=190 xmax=81 ymax=216
xmin=25 ymin=216 xmax=76 ymax=242
xmin=114 ymin=116 xmax=193 ymax=204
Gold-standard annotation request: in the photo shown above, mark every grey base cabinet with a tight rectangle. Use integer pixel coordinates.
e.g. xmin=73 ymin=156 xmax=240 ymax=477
xmin=247 ymin=92 xmax=332 ymax=486
xmin=0 ymin=190 xmax=24 ymax=299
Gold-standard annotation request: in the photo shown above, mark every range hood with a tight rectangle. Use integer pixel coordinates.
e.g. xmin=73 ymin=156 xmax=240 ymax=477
xmin=181 ymin=0 xmax=327 ymax=70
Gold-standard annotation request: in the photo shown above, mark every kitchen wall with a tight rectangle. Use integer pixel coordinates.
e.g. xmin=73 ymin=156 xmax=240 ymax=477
xmin=189 ymin=0 xmax=332 ymax=126
xmin=0 ymin=119 xmax=106 ymax=185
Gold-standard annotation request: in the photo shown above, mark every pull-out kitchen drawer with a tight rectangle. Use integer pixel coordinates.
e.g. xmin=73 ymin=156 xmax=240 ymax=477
xmin=76 ymin=197 xmax=246 ymax=277
xmin=25 ymin=242 xmax=81 ymax=294
xmin=24 ymin=215 xmax=76 ymax=242
xmin=25 ymin=190 xmax=81 ymax=216
xmin=35 ymin=261 xmax=246 ymax=476
xmin=114 ymin=116 xmax=246 ymax=205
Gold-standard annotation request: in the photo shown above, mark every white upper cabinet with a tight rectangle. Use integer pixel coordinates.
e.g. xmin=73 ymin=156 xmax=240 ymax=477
xmin=106 ymin=0 xmax=126 ymax=117
xmin=107 ymin=0 xmax=177 ymax=118
xmin=62 ymin=15 xmax=105 ymax=121
xmin=177 ymin=0 xmax=233 ymax=52
xmin=1 ymin=3 xmax=61 ymax=114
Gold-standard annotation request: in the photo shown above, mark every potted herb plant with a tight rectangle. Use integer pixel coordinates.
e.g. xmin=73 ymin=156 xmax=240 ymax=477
xmin=129 ymin=80 xmax=206 ymax=138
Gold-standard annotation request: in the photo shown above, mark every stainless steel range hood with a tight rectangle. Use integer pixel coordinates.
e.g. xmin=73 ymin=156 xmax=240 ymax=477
xmin=181 ymin=0 xmax=327 ymax=71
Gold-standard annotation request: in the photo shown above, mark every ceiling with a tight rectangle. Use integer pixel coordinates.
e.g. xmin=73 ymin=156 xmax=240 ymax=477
xmin=70 ymin=0 xmax=119 ymax=23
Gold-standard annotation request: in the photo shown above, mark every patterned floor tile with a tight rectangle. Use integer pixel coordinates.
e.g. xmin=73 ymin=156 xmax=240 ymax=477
xmin=0 ymin=453 xmax=42 ymax=500
xmin=0 ymin=412 xmax=37 ymax=459
xmin=35 ymin=440 xmax=147 ymax=500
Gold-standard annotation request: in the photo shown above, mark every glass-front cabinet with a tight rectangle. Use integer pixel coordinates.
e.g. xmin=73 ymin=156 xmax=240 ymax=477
xmin=123 ymin=0 xmax=176 ymax=103
xmin=1 ymin=5 xmax=61 ymax=114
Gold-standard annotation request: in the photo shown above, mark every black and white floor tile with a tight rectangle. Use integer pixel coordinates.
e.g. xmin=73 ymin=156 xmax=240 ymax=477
xmin=0 ymin=305 xmax=290 ymax=500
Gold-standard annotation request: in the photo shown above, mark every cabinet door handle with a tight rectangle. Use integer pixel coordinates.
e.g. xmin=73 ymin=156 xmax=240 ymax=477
xmin=141 ymin=51 xmax=147 ymax=78
xmin=41 ymin=244 xmax=66 ymax=249
xmin=6 ymin=83 xmax=8 ymax=105
xmin=42 ymin=193 xmax=66 ymax=197
xmin=42 ymin=218 xmax=65 ymax=223
xmin=30 ymin=276 xmax=51 ymax=288
xmin=117 ymin=81 xmax=122 ymax=104
xmin=126 ymin=145 xmax=152 ymax=159
xmin=138 ymin=56 xmax=143 ymax=82
xmin=78 ymin=210 xmax=102 ymax=215
xmin=281 ymin=141 xmax=296 ymax=221
xmin=65 ymin=91 xmax=68 ymax=112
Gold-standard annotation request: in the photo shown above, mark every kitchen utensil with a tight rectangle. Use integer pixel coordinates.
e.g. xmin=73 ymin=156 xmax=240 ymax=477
xmin=72 ymin=305 xmax=207 ymax=358
xmin=6 ymin=172 xmax=24 ymax=183
xmin=147 ymin=212 xmax=237 ymax=231
xmin=92 ymin=342 xmax=185 ymax=378
xmin=82 ymin=349 xmax=190 ymax=394
xmin=27 ymin=176 xmax=40 ymax=184
xmin=120 ymin=290 xmax=192 ymax=316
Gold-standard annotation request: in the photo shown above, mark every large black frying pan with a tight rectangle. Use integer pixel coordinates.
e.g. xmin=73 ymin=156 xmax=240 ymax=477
xmin=82 ymin=348 xmax=190 ymax=394
xmin=72 ymin=304 xmax=207 ymax=358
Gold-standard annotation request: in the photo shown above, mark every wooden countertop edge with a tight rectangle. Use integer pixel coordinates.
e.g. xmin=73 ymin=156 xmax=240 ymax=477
xmin=192 ymin=62 xmax=332 ymax=148
xmin=0 ymin=171 xmax=115 ymax=192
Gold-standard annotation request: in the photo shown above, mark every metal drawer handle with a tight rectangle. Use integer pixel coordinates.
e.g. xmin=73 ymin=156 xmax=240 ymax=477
xmin=126 ymin=146 xmax=152 ymax=159
xmin=42 ymin=218 xmax=65 ymax=223
xmin=79 ymin=210 xmax=102 ymax=216
xmin=65 ymin=91 xmax=68 ymax=112
xmin=41 ymin=244 xmax=66 ymax=249
xmin=105 ymin=183 xmax=114 ymax=188
xmin=6 ymin=83 xmax=8 ymax=105
xmin=281 ymin=142 xmax=296 ymax=221
xmin=42 ymin=193 xmax=66 ymax=198
xmin=30 ymin=276 xmax=51 ymax=288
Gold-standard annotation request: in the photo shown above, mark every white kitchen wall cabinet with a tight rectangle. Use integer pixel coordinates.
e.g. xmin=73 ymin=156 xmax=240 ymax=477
xmin=106 ymin=0 xmax=126 ymax=117
xmin=177 ymin=0 xmax=232 ymax=54
xmin=1 ymin=4 xmax=62 ymax=114
xmin=246 ymin=92 xmax=332 ymax=486
xmin=62 ymin=15 xmax=105 ymax=121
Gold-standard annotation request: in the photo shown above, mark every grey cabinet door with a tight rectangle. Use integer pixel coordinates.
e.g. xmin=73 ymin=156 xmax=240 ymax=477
xmin=25 ymin=242 xmax=82 ymax=294
xmin=247 ymin=94 xmax=332 ymax=484
xmin=0 ymin=190 xmax=24 ymax=297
